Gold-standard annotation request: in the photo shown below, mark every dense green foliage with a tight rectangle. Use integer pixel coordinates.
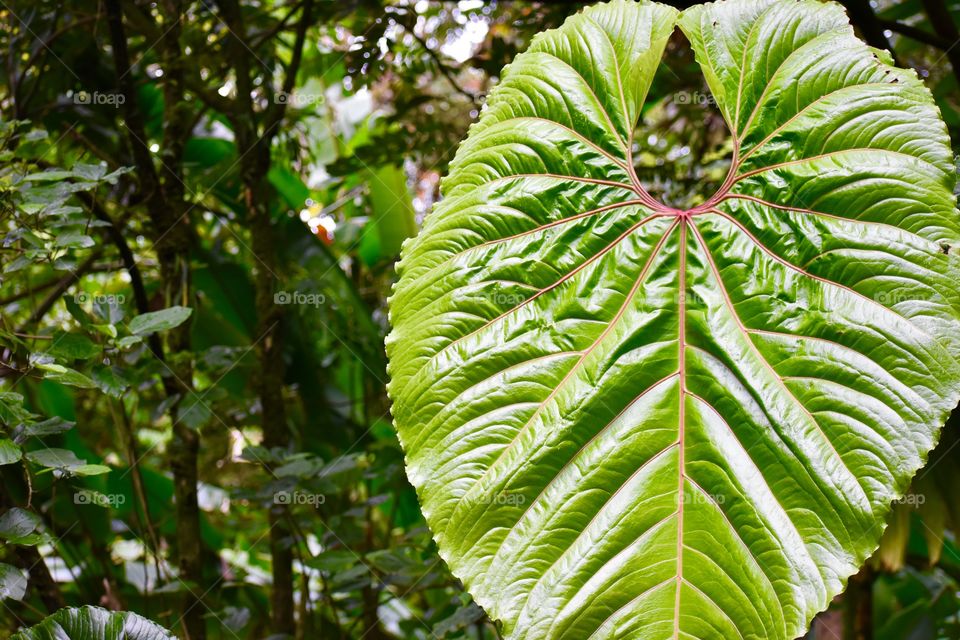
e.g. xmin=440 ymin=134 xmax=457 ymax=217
xmin=1 ymin=0 xmax=960 ymax=639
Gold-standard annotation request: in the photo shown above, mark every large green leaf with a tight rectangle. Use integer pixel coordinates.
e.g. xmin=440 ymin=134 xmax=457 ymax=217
xmin=386 ymin=0 xmax=960 ymax=638
xmin=11 ymin=605 xmax=175 ymax=639
xmin=358 ymin=164 xmax=418 ymax=266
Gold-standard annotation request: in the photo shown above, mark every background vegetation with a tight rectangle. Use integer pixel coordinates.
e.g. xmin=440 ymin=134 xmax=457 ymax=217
xmin=0 ymin=1 xmax=959 ymax=638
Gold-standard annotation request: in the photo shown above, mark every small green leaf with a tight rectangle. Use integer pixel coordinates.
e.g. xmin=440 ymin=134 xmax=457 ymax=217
xmin=0 ymin=392 xmax=34 ymax=426
xmin=92 ymin=366 xmax=129 ymax=397
xmin=72 ymin=464 xmax=112 ymax=477
xmin=128 ymin=306 xmax=193 ymax=336
xmin=308 ymin=550 xmax=358 ymax=573
xmin=275 ymin=456 xmax=322 ymax=478
xmin=63 ymin=296 xmax=93 ymax=327
xmin=0 ymin=508 xmax=44 ymax=545
xmin=358 ymin=164 xmax=417 ymax=266
xmin=23 ymin=129 xmax=48 ymax=142
xmin=176 ymin=394 xmax=211 ymax=430
xmin=0 ymin=439 xmax=22 ymax=465
xmin=93 ymin=324 xmax=119 ymax=339
xmin=117 ymin=335 xmax=143 ymax=349
xmin=72 ymin=162 xmax=107 ymax=181
xmin=20 ymin=416 xmax=75 ymax=438
xmin=434 ymin=603 xmax=486 ymax=638
xmin=4 ymin=255 xmax=32 ymax=273
xmin=25 ymin=448 xmax=107 ymax=476
xmin=54 ymin=232 xmax=95 ymax=249
xmin=100 ymin=167 xmax=132 ymax=184
xmin=19 ymin=229 xmax=45 ymax=248
xmin=22 ymin=170 xmax=74 ymax=182
xmin=47 ymin=332 xmax=100 ymax=360
xmin=0 ymin=563 xmax=27 ymax=601
xmin=36 ymin=363 xmax=96 ymax=389
xmin=25 ymin=448 xmax=84 ymax=469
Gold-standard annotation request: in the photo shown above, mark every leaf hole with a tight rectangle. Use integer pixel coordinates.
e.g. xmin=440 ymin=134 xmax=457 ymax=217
xmin=630 ymin=31 xmax=734 ymax=210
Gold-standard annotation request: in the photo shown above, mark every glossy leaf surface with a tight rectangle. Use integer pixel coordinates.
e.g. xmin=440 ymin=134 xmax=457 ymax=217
xmin=386 ymin=0 xmax=960 ymax=637
xmin=11 ymin=606 xmax=175 ymax=640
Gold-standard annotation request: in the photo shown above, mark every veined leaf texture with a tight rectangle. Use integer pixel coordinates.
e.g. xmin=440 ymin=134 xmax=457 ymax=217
xmin=386 ymin=0 xmax=960 ymax=637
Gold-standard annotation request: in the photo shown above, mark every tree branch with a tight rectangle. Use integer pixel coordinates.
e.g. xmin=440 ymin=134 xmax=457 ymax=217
xmin=18 ymin=249 xmax=105 ymax=331
xmin=74 ymin=191 xmax=165 ymax=359
xmin=921 ymin=0 xmax=960 ymax=87
xmin=878 ymin=18 xmax=952 ymax=50
xmin=251 ymin=0 xmax=307 ymax=49
xmin=841 ymin=0 xmax=901 ymax=64
xmin=119 ymin=4 xmax=237 ymax=117
xmin=104 ymin=0 xmax=162 ymax=207
xmin=404 ymin=24 xmax=480 ymax=105
xmin=263 ymin=0 xmax=314 ymax=139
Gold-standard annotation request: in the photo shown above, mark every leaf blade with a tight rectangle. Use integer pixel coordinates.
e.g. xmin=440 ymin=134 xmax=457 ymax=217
xmin=387 ymin=1 xmax=960 ymax=638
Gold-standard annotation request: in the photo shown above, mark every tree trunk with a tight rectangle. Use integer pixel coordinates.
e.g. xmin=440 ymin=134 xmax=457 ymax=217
xmin=215 ymin=0 xmax=298 ymax=628
xmin=106 ymin=1 xmax=203 ymax=636
xmin=157 ymin=1 xmax=204 ymax=635
xmin=843 ymin=566 xmax=874 ymax=640
xmin=245 ymin=148 xmax=296 ymax=636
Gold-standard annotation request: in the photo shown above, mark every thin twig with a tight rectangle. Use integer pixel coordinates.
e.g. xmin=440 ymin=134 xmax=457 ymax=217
xmin=402 ymin=24 xmax=480 ymax=105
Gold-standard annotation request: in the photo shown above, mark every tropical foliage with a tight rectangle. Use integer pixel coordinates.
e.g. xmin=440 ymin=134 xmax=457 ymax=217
xmin=1 ymin=0 xmax=960 ymax=639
